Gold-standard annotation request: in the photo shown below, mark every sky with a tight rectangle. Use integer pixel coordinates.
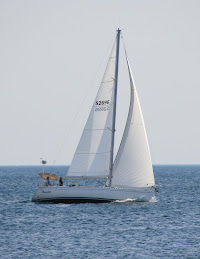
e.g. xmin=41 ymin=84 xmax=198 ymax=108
xmin=0 ymin=0 xmax=200 ymax=165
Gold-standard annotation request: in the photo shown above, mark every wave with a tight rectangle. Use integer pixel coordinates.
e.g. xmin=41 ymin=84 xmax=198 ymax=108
xmin=149 ymin=196 xmax=158 ymax=203
xmin=114 ymin=198 xmax=137 ymax=203
xmin=114 ymin=195 xmax=158 ymax=203
xmin=0 ymin=200 xmax=31 ymax=204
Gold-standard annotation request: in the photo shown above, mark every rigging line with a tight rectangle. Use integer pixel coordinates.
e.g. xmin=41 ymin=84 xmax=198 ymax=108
xmin=121 ymin=32 xmax=129 ymax=61
xmin=84 ymin=128 xmax=109 ymax=131
xmin=53 ymin=32 xmax=117 ymax=165
xmin=76 ymin=151 xmax=110 ymax=154
xmin=148 ymin=136 xmax=157 ymax=166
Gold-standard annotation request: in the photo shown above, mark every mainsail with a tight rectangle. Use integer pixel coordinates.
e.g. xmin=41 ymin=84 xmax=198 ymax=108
xmin=67 ymin=36 xmax=118 ymax=178
xmin=111 ymin=57 xmax=155 ymax=188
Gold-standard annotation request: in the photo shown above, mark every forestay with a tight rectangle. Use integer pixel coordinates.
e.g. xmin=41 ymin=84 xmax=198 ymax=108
xmin=67 ymin=37 xmax=118 ymax=178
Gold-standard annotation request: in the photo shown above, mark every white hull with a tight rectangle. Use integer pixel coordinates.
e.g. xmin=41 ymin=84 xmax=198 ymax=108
xmin=32 ymin=186 xmax=155 ymax=203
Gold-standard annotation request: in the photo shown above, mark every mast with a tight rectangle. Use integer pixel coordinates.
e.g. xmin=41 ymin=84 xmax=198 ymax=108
xmin=108 ymin=28 xmax=121 ymax=187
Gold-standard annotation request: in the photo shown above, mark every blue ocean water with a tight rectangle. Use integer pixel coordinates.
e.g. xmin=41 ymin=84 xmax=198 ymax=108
xmin=0 ymin=165 xmax=200 ymax=258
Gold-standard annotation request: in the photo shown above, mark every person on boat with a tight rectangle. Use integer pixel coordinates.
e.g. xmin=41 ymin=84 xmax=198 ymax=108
xmin=59 ymin=177 xmax=63 ymax=186
xmin=46 ymin=176 xmax=50 ymax=186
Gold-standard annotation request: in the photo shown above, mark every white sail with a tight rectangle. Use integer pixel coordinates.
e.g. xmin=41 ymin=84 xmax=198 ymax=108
xmin=111 ymin=58 xmax=155 ymax=188
xmin=67 ymin=38 xmax=118 ymax=178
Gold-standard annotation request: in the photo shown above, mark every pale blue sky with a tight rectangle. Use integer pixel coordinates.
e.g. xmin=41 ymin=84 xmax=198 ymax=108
xmin=0 ymin=0 xmax=199 ymax=165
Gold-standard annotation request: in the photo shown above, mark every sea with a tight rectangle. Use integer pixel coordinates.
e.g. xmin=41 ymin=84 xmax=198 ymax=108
xmin=0 ymin=165 xmax=200 ymax=259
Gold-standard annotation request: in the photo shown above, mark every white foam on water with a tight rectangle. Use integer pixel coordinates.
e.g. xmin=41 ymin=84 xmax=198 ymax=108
xmin=149 ymin=196 xmax=158 ymax=203
xmin=114 ymin=198 xmax=137 ymax=203
xmin=114 ymin=195 xmax=158 ymax=203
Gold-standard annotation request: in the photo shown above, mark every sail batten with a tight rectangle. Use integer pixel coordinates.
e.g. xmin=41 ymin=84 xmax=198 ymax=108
xmin=75 ymin=152 xmax=110 ymax=154
xmin=63 ymin=176 xmax=108 ymax=179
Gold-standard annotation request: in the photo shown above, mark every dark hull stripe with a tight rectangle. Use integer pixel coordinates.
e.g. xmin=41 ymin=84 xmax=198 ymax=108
xmin=32 ymin=197 xmax=115 ymax=203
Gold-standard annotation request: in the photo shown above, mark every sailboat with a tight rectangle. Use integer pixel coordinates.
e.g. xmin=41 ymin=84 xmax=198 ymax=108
xmin=32 ymin=29 xmax=156 ymax=203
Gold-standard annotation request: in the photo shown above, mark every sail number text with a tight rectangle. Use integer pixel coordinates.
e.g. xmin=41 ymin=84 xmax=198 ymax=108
xmin=96 ymin=100 xmax=109 ymax=106
xmin=95 ymin=100 xmax=110 ymax=112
